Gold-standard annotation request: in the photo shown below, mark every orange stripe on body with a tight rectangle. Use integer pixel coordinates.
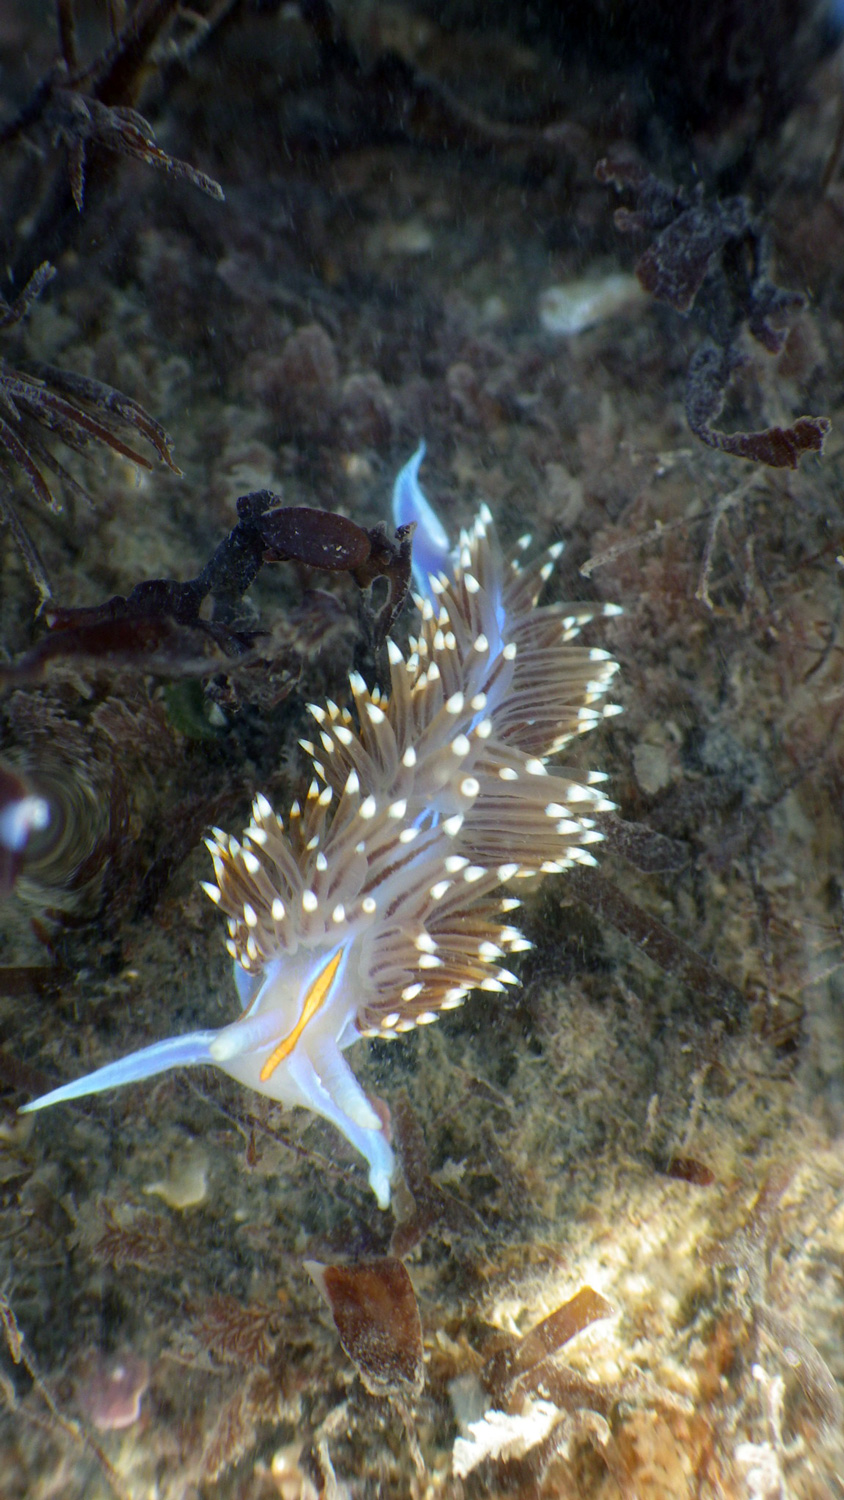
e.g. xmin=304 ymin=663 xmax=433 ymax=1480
xmin=259 ymin=947 xmax=344 ymax=1083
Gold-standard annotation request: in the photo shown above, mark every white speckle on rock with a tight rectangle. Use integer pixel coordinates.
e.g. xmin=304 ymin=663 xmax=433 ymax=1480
xmin=143 ymin=1148 xmax=209 ymax=1210
xmin=539 ymin=273 xmax=644 ymax=336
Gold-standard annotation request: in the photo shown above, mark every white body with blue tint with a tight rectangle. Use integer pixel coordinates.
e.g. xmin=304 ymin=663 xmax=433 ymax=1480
xmin=21 ymin=445 xmax=621 ymax=1208
xmin=21 ymin=922 xmax=394 ymax=1207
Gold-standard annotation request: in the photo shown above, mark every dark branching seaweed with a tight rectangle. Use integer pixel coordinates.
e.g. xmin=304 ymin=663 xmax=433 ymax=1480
xmin=0 ymin=491 xmax=414 ymax=684
xmin=0 ymin=0 xmax=223 ymax=277
xmin=0 ymin=2 xmax=229 ymax=606
xmin=0 ymin=261 xmax=179 ymax=603
xmin=47 ymin=87 xmax=224 ymax=214
xmin=597 ymin=155 xmax=831 ymax=468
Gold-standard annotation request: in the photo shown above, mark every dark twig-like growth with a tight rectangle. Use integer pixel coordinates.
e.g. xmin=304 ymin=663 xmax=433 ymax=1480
xmin=0 ymin=261 xmax=179 ymax=602
xmin=0 ymin=493 xmax=413 ymax=683
xmin=47 ymin=88 xmax=224 ymax=212
xmin=597 ymin=155 xmax=831 ymax=468
xmin=0 ymin=1 xmax=223 ymax=284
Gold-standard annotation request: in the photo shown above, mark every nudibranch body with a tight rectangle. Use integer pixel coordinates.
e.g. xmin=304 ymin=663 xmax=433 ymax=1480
xmin=22 ymin=447 xmax=621 ymax=1208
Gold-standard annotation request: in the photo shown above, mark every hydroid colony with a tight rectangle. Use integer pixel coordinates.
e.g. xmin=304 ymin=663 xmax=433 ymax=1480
xmin=22 ymin=448 xmax=621 ymax=1207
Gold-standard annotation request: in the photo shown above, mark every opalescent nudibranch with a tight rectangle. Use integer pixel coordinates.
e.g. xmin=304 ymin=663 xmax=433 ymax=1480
xmin=22 ymin=448 xmax=621 ymax=1208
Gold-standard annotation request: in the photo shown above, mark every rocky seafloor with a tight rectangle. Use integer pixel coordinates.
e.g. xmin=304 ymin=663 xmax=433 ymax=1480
xmin=1 ymin=2 xmax=844 ymax=1496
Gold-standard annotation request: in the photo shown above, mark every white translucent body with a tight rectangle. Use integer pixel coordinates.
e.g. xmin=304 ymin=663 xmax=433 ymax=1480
xmin=21 ymin=940 xmax=394 ymax=1208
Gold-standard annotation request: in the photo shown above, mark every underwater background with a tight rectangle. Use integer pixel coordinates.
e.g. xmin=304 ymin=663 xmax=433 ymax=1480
xmin=1 ymin=1 xmax=844 ymax=1495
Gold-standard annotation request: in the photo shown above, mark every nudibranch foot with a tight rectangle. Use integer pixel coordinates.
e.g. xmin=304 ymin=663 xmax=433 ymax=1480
xmin=282 ymin=1049 xmax=393 ymax=1210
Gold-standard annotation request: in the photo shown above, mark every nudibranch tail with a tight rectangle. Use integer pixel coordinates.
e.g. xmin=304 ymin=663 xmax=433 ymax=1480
xmin=19 ymin=1030 xmax=219 ymax=1112
xmin=21 ymin=447 xmax=620 ymax=1209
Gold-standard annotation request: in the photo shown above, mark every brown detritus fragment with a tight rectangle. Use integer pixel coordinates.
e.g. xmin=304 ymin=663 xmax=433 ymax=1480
xmin=482 ymin=1287 xmax=615 ymax=1402
xmin=452 ymin=1290 xmax=626 ymax=1483
xmin=562 ymin=865 xmax=745 ymax=1027
xmin=389 ymin=1089 xmax=483 ymax=1259
xmin=597 ymin=154 xmax=830 ymax=469
xmin=509 ymin=1289 xmax=615 ymax=1383
xmin=519 ymin=1365 xmax=617 ymax=1421
xmin=305 ymin=1256 xmax=424 ymax=1399
xmin=662 ymin=1156 xmax=716 ymax=1187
